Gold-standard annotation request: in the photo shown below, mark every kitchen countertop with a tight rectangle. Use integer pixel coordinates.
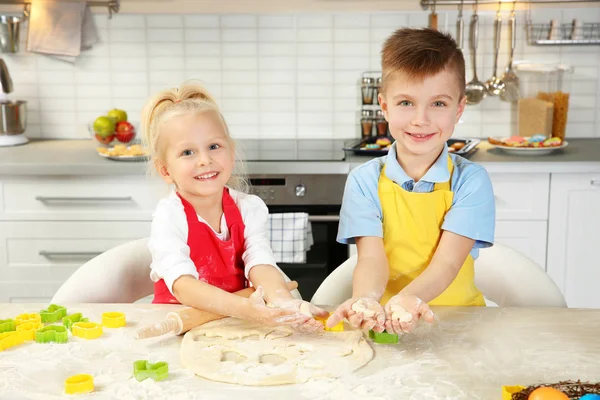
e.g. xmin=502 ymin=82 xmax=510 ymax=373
xmin=0 ymin=139 xmax=599 ymax=176
xmin=1 ymin=303 xmax=599 ymax=400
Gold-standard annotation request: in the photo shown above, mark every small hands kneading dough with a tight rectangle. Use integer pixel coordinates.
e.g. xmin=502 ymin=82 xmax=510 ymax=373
xmin=181 ymin=317 xmax=374 ymax=386
xmin=351 ymin=299 xmax=377 ymax=318
xmin=389 ymin=305 xmax=413 ymax=323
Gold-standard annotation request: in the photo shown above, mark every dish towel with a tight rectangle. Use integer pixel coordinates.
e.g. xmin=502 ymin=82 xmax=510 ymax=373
xmin=26 ymin=0 xmax=99 ymax=63
xmin=267 ymin=213 xmax=314 ymax=264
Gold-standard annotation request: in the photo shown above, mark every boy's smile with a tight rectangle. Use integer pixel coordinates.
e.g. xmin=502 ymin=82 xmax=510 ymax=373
xmin=379 ymin=67 xmax=466 ymax=159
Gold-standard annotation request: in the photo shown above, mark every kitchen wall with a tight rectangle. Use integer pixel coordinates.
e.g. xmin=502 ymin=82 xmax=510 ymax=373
xmin=5 ymin=7 xmax=600 ymax=140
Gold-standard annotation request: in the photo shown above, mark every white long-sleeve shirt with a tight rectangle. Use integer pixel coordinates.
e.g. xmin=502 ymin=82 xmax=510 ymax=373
xmin=148 ymin=189 xmax=277 ymax=295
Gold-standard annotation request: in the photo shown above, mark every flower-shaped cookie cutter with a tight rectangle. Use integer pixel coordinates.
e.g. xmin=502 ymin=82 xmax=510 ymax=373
xmin=102 ymin=312 xmax=126 ymax=328
xmin=133 ymin=360 xmax=169 ymax=382
xmin=16 ymin=321 xmax=43 ymax=341
xmin=63 ymin=313 xmax=89 ymax=331
xmin=72 ymin=322 xmax=103 ymax=340
xmin=315 ymin=313 xmax=344 ymax=332
xmin=65 ymin=374 xmax=94 ymax=394
xmin=15 ymin=313 xmax=41 ymax=326
xmin=369 ymin=329 xmax=399 ymax=344
xmin=40 ymin=304 xmax=67 ymax=323
xmin=35 ymin=325 xmax=68 ymax=344
xmin=0 ymin=331 xmax=25 ymax=351
xmin=0 ymin=319 xmax=16 ymax=333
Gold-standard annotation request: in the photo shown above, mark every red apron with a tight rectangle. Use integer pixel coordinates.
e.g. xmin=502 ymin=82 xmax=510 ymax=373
xmin=153 ymin=188 xmax=247 ymax=304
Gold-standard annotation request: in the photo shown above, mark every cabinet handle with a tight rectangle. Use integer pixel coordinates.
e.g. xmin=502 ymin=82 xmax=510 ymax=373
xmin=308 ymin=215 xmax=340 ymax=222
xmin=35 ymin=196 xmax=133 ymax=203
xmin=592 ymin=179 xmax=600 ymax=186
xmin=39 ymin=251 xmax=102 ymax=259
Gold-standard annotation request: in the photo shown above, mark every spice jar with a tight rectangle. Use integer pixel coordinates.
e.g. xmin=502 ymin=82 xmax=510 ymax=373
xmin=360 ymin=109 xmax=374 ymax=138
xmin=361 ymin=77 xmax=375 ymax=105
xmin=375 ymin=109 xmax=388 ymax=137
xmin=375 ymin=77 xmax=383 ymax=105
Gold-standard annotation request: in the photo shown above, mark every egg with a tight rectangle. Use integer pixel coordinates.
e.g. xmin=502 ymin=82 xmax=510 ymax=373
xmin=528 ymin=387 xmax=569 ymax=400
xmin=580 ymin=395 xmax=600 ymax=400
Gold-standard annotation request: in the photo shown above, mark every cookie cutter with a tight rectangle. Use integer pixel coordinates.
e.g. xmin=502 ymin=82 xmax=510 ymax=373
xmin=16 ymin=321 xmax=43 ymax=341
xmin=133 ymin=360 xmax=169 ymax=382
xmin=63 ymin=313 xmax=89 ymax=331
xmin=501 ymin=385 xmax=526 ymax=400
xmin=0 ymin=319 xmax=16 ymax=333
xmin=315 ymin=313 xmax=344 ymax=332
xmin=35 ymin=325 xmax=68 ymax=344
xmin=15 ymin=313 xmax=41 ymax=326
xmin=369 ymin=329 xmax=399 ymax=344
xmin=40 ymin=304 xmax=67 ymax=323
xmin=65 ymin=374 xmax=94 ymax=395
xmin=72 ymin=322 xmax=103 ymax=340
xmin=0 ymin=331 xmax=25 ymax=351
xmin=102 ymin=312 xmax=126 ymax=328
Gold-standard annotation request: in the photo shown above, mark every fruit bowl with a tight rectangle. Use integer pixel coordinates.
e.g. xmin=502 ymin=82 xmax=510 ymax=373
xmin=88 ymin=121 xmax=138 ymax=147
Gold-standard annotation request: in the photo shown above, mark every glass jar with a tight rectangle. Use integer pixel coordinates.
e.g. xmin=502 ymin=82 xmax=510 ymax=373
xmin=375 ymin=109 xmax=388 ymax=137
xmin=515 ymin=62 xmax=573 ymax=139
xmin=375 ymin=77 xmax=383 ymax=105
xmin=360 ymin=109 xmax=374 ymax=138
xmin=361 ymin=77 xmax=375 ymax=105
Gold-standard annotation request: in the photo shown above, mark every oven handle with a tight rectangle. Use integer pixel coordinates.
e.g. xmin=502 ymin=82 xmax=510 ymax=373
xmin=308 ymin=215 xmax=340 ymax=222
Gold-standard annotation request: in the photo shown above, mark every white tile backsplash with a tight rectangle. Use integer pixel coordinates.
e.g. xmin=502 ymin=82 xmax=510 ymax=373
xmin=8 ymin=10 xmax=599 ymax=141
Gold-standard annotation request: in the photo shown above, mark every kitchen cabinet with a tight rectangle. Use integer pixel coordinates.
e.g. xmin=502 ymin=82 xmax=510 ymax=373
xmin=547 ymin=173 xmax=600 ymax=309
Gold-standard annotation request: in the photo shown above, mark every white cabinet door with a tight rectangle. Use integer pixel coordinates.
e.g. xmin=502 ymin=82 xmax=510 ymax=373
xmin=490 ymin=173 xmax=550 ymax=220
xmin=494 ymin=220 xmax=548 ymax=269
xmin=547 ymin=174 xmax=600 ymax=308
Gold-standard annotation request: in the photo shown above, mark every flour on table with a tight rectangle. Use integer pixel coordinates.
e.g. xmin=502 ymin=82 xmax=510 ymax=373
xmin=180 ymin=318 xmax=373 ymax=386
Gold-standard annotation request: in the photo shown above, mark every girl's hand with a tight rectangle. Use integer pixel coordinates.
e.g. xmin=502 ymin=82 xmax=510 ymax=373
xmin=327 ymin=297 xmax=385 ymax=332
xmin=384 ymin=294 xmax=435 ymax=334
xmin=267 ymin=297 xmax=329 ymax=332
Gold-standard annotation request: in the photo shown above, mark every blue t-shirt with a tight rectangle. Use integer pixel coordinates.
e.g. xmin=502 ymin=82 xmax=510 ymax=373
xmin=337 ymin=143 xmax=496 ymax=258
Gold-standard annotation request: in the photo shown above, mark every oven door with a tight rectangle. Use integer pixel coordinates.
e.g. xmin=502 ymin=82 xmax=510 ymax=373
xmin=267 ymin=205 xmax=348 ymax=301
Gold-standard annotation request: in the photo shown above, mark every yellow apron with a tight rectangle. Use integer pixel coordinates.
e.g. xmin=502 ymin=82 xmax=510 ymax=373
xmin=378 ymin=156 xmax=485 ymax=306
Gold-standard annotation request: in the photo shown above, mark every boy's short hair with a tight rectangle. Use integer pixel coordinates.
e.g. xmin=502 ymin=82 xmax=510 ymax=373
xmin=381 ymin=28 xmax=466 ymax=99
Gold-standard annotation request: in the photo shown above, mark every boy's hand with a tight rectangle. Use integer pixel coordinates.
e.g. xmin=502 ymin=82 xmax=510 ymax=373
xmin=247 ymin=287 xmax=327 ymax=332
xmin=384 ymin=294 xmax=435 ymax=334
xmin=327 ymin=297 xmax=385 ymax=332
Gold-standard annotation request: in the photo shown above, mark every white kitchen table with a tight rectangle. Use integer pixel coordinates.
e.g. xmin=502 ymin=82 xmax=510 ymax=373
xmin=1 ymin=304 xmax=599 ymax=400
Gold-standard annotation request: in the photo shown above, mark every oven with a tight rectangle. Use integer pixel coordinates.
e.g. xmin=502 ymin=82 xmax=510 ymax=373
xmin=249 ymin=174 xmax=349 ymax=300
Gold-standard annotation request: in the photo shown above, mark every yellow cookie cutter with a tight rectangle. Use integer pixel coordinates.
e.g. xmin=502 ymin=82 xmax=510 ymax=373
xmin=0 ymin=331 xmax=25 ymax=351
xmin=16 ymin=321 xmax=43 ymax=341
xmin=65 ymin=374 xmax=94 ymax=395
xmin=72 ymin=322 xmax=103 ymax=340
xmin=315 ymin=313 xmax=344 ymax=332
xmin=502 ymin=385 xmax=526 ymax=400
xmin=102 ymin=312 xmax=126 ymax=328
xmin=15 ymin=313 xmax=41 ymax=326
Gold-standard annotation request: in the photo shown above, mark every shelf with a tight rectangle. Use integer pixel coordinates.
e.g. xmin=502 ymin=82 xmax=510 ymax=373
xmin=420 ymin=0 xmax=600 ymax=9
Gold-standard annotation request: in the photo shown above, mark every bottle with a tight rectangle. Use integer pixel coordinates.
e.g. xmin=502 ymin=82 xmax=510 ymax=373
xmin=361 ymin=109 xmax=374 ymax=139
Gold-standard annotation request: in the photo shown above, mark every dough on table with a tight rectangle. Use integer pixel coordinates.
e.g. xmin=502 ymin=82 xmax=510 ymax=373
xmin=181 ymin=318 xmax=373 ymax=386
xmin=351 ymin=299 xmax=376 ymax=318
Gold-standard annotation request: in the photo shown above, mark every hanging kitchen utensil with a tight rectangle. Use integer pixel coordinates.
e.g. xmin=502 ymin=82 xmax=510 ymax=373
xmin=465 ymin=0 xmax=486 ymax=105
xmin=0 ymin=15 xmax=21 ymax=53
xmin=456 ymin=0 xmax=464 ymax=49
xmin=429 ymin=0 xmax=438 ymax=30
xmin=500 ymin=1 xmax=520 ymax=102
xmin=485 ymin=1 xmax=505 ymax=96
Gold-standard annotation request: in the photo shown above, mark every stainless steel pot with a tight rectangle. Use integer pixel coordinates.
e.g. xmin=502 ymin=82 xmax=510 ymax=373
xmin=0 ymin=100 xmax=27 ymax=135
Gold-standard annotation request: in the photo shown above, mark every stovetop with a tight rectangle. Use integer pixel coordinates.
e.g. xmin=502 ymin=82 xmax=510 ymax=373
xmin=237 ymin=139 xmax=347 ymax=161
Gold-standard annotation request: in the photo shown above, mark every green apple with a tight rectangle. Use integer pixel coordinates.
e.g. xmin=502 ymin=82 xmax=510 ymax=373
xmin=93 ymin=116 xmax=116 ymax=136
xmin=106 ymin=109 xmax=128 ymax=123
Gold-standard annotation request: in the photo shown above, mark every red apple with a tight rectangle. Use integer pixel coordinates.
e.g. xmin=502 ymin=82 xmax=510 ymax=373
xmin=95 ymin=133 xmax=115 ymax=145
xmin=115 ymin=121 xmax=135 ymax=143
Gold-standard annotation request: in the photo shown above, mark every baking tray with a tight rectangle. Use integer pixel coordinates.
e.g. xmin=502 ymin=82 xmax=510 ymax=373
xmin=344 ymin=137 xmax=481 ymax=158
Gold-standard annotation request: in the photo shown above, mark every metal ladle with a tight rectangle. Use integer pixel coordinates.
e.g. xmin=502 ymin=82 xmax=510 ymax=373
xmin=500 ymin=1 xmax=520 ymax=102
xmin=465 ymin=0 xmax=486 ymax=105
xmin=485 ymin=1 xmax=505 ymax=96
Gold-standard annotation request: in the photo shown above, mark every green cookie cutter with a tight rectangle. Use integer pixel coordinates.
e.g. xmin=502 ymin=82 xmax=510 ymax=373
xmin=133 ymin=360 xmax=169 ymax=382
xmin=63 ymin=313 xmax=89 ymax=330
xmin=35 ymin=325 xmax=69 ymax=344
xmin=369 ymin=329 xmax=399 ymax=344
xmin=0 ymin=319 xmax=16 ymax=333
xmin=40 ymin=304 xmax=67 ymax=323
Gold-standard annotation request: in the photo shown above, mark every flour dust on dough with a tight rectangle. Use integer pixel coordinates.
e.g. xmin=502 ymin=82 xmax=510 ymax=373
xmin=180 ymin=317 xmax=374 ymax=386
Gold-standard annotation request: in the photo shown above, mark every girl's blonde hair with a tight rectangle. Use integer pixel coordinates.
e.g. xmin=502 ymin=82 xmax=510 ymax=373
xmin=140 ymin=80 xmax=248 ymax=193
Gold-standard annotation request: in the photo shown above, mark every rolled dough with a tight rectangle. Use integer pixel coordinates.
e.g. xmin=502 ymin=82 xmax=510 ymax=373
xmin=181 ymin=317 xmax=374 ymax=386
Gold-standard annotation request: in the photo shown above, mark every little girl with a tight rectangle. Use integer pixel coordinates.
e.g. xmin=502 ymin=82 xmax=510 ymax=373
xmin=141 ymin=81 xmax=326 ymax=331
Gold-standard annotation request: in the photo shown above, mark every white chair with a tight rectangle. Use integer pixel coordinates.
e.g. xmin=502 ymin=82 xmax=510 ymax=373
xmin=310 ymin=243 xmax=567 ymax=308
xmin=51 ymin=238 xmax=303 ymax=304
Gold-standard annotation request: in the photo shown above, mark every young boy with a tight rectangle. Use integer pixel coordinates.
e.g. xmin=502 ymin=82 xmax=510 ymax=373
xmin=327 ymin=28 xmax=495 ymax=335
